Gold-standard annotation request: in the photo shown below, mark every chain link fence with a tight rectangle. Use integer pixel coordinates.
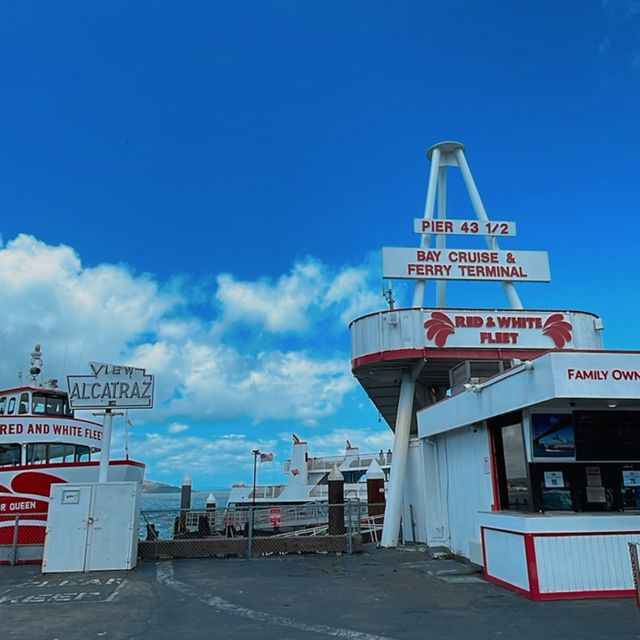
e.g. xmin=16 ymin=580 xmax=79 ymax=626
xmin=0 ymin=502 xmax=385 ymax=565
xmin=138 ymin=501 xmax=384 ymax=560
xmin=0 ymin=513 xmax=48 ymax=565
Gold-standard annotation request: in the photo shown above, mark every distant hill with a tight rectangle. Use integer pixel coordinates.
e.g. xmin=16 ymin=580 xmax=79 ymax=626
xmin=142 ymin=480 xmax=181 ymax=494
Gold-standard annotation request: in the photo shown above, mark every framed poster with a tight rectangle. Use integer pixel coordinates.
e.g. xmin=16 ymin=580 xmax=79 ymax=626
xmin=543 ymin=471 xmax=565 ymax=488
xmin=623 ymin=470 xmax=640 ymax=487
xmin=531 ymin=413 xmax=575 ymax=460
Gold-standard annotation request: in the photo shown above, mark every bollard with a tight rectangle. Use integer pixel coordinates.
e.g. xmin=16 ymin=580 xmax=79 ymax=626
xmin=180 ymin=475 xmax=192 ymax=511
xmin=366 ymin=459 xmax=386 ymax=518
xmin=205 ymin=492 xmax=217 ymax=533
xmin=176 ymin=475 xmax=192 ymax=537
xmin=328 ymin=465 xmax=345 ymax=535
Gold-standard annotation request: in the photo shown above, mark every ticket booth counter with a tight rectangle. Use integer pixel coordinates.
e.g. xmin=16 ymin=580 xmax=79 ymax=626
xmin=416 ymin=351 xmax=640 ymax=600
xmin=479 ymin=511 xmax=640 ymax=599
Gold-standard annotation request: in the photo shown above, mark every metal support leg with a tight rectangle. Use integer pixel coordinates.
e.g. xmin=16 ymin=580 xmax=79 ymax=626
xmin=455 ymin=148 xmax=523 ymax=310
xmin=381 ymin=371 xmax=417 ymax=547
xmin=436 ymin=166 xmax=448 ymax=308
xmin=412 ymin=147 xmax=442 ymax=308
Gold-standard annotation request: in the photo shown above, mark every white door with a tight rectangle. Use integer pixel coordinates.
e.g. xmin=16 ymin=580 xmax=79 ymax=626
xmin=42 ymin=485 xmax=93 ymax=573
xmin=85 ymin=483 xmax=138 ymax=571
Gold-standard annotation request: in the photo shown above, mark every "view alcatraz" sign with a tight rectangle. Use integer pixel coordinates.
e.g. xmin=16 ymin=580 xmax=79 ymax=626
xmin=67 ymin=362 xmax=155 ymax=410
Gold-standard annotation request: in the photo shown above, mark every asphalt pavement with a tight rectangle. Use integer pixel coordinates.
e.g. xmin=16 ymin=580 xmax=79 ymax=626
xmin=1 ymin=546 xmax=639 ymax=640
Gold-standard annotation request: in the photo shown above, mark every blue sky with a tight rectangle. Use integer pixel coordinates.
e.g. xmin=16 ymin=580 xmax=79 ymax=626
xmin=1 ymin=1 xmax=639 ymax=489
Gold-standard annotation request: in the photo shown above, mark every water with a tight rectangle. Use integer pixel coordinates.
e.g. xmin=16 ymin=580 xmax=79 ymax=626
xmin=140 ymin=490 xmax=229 ymax=511
xmin=139 ymin=491 xmax=230 ymax=539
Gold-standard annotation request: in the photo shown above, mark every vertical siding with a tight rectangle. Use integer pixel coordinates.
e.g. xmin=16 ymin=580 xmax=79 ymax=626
xmin=403 ymin=440 xmax=429 ymax=543
xmin=536 ymin=534 xmax=640 ymax=593
xmin=435 ymin=427 xmax=493 ymax=560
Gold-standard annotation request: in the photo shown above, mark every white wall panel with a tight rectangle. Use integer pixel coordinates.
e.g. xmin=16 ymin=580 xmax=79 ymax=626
xmin=431 ymin=426 xmax=493 ymax=559
xmin=484 ymin=529 xmax=529 ymax=590
xmin=402 ymin=439 xmax=429 ymax=543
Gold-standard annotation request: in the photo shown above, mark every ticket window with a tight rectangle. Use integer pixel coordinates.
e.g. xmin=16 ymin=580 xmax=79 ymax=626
xmin=577 ymin=465 xmax=617 ymax=512
xmin=530 ymin=464 xmax=576 ymax=512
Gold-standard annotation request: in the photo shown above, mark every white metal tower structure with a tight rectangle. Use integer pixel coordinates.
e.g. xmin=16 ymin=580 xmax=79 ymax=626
xmin=412 ymin=141 xmax=523 ymax=310
xmin=381 ymin=141 xmax=525 ymax=548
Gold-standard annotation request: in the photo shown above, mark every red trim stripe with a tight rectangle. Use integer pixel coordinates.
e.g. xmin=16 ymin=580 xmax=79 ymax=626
xmin=352 ymin=346 xmax=640 ymax=371
xmin=523 ymin=533 xmax=540 ymax=597
xmin=483 ymin=572 xmax=533 ymax=598
xmin=0 ymin=414 xmax=103 ymax=426
xmin=352 ymin=348 xmax=551 ymax=370
xmin=0 ymin=459 xmax=145 ymax=472
xmin=482 ymin=525 xmax=640 ymax=538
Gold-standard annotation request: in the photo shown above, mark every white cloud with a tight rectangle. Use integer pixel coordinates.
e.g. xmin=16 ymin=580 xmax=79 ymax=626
xmin=216 ymin=258 xmax=325 ymax=332
xmin=131 ymin=340 xmax=356 ymax=423
xmin=215 ymin=254 xmax=381 ymax=334
xmin=139 ymin=431 xmax=279 ymax=483
xmin=168 ymin=422 xmax=189 ymax=434
xmin=135 ymin=426 xmax=393 ymax=488
xmin=0 ymin=234 xmax=180 ymax=382
xmin=0 ymin=234 xmax=379 ymax=426
xmin=324 ymin=266 xmax=381 ymax=325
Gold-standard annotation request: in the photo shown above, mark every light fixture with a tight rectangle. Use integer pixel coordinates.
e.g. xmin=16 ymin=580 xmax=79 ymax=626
xmin=608 ymin=400 xmax=618 ymax=408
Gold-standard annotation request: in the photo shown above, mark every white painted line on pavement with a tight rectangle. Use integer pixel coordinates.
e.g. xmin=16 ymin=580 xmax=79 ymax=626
xmin=156 ymin=561 xmax=395 ymax=640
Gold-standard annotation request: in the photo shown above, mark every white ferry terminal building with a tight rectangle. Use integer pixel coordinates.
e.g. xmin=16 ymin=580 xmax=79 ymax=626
xmin=350 ymin=141 xmax=640 ymax=600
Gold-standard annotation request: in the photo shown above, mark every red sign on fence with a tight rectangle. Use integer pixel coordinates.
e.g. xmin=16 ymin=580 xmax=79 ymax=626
xmin=269 ymin=508 xmax=282 ymax=527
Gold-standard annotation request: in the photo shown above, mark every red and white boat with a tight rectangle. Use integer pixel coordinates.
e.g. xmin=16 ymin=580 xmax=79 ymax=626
xmin=0 ymin=346 xmax=145 ymax=563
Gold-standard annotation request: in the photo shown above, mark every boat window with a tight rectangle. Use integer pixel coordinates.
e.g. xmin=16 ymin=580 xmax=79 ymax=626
xmin=32 ymin=394 xmax=45 ymax=414
xmin=0 ymin=397 xmax=5 ymax=415
xmin=26 ymin=443 xmax=48 ymax=465
xmin=32 ymin=393 xmax=72 ymax=417
xmin=75 ymin=446 xmax=90 ymax=462
xmin=0 ymin=444 xmax=21 ymax=467
xmin=48 ymin=444 xmax=75 ymax=464
xmin=26 ymin=443 xmax=91 ymax=465
xmin=18 ymin=392 xmax=30 ymax=415
xmin=6 ymin=397 xmax=16 ymax=415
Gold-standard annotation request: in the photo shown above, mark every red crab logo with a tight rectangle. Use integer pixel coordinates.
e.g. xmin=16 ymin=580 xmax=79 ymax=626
xmin=542 ymin=314 xmax=573 ymax=348
xmin=424 ymin=312 xmax=455 ymax=347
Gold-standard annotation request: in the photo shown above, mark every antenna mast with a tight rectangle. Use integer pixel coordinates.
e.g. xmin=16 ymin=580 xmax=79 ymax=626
xmin=29 ymin=344 xmax=43 ymax=384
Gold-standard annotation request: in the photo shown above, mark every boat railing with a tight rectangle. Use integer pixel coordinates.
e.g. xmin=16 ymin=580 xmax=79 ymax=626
xmin=305 ymin=452 xmax=392 ymax=472
xmin=250 ymin=484 xmax=287 ymax=500
xmin=218 ymin=501 xmax=331 ymax=532
xmin=140 ymin=499 xmax=383 ymax=544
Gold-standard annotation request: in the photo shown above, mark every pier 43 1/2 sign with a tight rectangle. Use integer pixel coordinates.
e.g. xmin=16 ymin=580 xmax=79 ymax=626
xmin=67 ymin=362 xmax=155 ymax=410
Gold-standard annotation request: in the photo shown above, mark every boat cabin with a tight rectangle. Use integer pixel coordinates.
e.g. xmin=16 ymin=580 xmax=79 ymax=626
xmin=0 ymin=385 xmax=97 ymax=469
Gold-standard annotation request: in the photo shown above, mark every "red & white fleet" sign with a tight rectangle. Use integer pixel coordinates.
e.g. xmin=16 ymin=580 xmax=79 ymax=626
xmin=423 ymin=310 xmax=574 ymax=349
